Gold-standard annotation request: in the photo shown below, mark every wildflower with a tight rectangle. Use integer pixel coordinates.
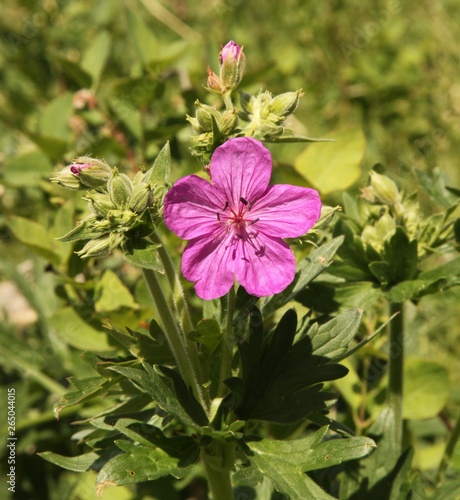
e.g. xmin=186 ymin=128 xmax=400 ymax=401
xmin=164 ymin=137 xmax=321 ymax=299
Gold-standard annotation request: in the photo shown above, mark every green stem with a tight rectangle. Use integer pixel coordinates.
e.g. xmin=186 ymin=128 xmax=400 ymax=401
xmin=149 ymin=231 xmax=194 ymax=334
xmin=436 ymin=411 xmax=460 ymax=484
xmin=201 ymin=445 xmax=234 ymax=500
xmin=387 ymin=301 xmax=404 ymax=455
xmin=217 ymin=284 xmax=236 ymax=398
xmin=142 ymin=268 xmax=207 ymax=411
xmin=148 ymin=232 xmax=206 ymax=406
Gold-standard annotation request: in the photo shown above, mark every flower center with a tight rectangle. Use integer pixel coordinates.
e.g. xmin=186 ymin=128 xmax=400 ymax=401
xmin=217 ymin=197 xmax=259 ymax=236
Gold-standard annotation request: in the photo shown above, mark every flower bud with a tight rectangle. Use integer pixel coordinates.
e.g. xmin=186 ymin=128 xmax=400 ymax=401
xmin=195 ymin=102 xmax=220 ymax=132
xmin=219 ymin=109 xmax=238 ymax=135
xmin=369 ymin=171 xmax=400 ymax=206
xmin=129 ymin=183 xmax=153 ymax=213
xmin=108 ymin=168 xmax=133 ymax=209
xmin=84 ymin=192 xmax=115 ymax=217
xmin=219 ymin=40 xmax=245 ymax=92
xmin=74 ymin=157 xmax=113 ymax=189
xmin=50 ymin=168 xmax=82 ymax=190
xmin=76 ymin=232 xmax=125 ymax=259
xmin=206 ymin=66 xmax=224 ymax=94
xmin=271 ymin=90 xmax=303 ymax=117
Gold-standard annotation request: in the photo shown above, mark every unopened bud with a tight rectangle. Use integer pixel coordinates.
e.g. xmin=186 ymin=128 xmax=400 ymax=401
xmin=129 ymin=183 xmax=153 ymax=213
xmin=76 ymin=235 xmax=112 ymax=259
xmin=195 ymin=102 xmax=219 ymax=132
xmin=108 ymin=168 xmax=133 ymax=208
xmin=50 ymin=168 xmax=82 ymax=190
xmin=84 ymin=192 xmax=115 ymax=217
xmin=219 ymin=109 xmax=238 ymax=135
xmin=271 ymin=90 xmax=303 ymax=117
xmin=219 ymin=40 xmax=246 ymax=92
xmin=369 ymin=171 xmax=400 ymax=206
xmin=207 ymin=66 xmax=224 ymax=94
xmin=75 ymin=157 xmax=112 ymax=188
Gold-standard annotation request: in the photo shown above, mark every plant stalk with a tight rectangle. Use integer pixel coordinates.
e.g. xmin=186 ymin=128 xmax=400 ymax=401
xmin=217 ymin=284 xmax=236 ymax=397
xmin=142 ymin=268 xmax=207 ymax=411
xmin=436 ymin=411 xmax=460 ymax=484
xmin=148 ymin=232 xmax=206 ymax=396
xmin=201 ymin=444 xmax=234 ymax=500
xmin=387 ymin=301 xmax=404 ymax=455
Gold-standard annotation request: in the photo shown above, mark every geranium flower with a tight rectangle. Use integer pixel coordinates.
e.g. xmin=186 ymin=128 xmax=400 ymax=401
xmin=164 ymin=137 xmax=321 ymax=300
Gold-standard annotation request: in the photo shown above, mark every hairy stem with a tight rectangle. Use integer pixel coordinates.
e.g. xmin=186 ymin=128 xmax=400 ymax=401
xmin=148 ymin=232 xmax=205 ymax=395
xmin=217 ymin=284 xmax=236 ymax=397
xmin=142 ymin=268 xmax=207 ymax=411
xmin=387 ymin=302 xmax=404 ymax=455
xmin=201 ymin=444 xmax=234 ymax=500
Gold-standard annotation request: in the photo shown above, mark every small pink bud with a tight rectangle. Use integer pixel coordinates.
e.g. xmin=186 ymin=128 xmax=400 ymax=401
xmin=219 ymin=40 xmax=243 ymax=64
xmin=219 ymin=40 xmax=246 ymax=93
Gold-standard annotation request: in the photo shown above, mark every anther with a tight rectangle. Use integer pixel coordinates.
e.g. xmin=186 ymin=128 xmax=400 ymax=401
xmin=216 ymin=212 xmax=221 ymax=221
xmin=223 ymin=201 xmax=229 ymax=211
xmin=240 ymin=197 xmax=248 ymax=205
xmin=249 ymin=218 xmax=259 ymax=226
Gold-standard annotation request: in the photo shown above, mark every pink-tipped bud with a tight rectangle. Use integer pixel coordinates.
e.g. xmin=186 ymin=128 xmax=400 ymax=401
xmin=219 ymin=40 xmax=246 ymax=93
xmin=219 ymin=40 xmax=243 ymax=64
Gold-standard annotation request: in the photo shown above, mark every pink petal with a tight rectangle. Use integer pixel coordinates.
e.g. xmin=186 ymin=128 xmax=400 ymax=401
xmin=163 ymin=175 xmax=226 ymax=240
xmin=234 ymin=233 xmax=296 ymax=297
xmin=210 ymin=138 xmax=272 ymax=208
xmin=250 ymin=184 xmax=321 ymax=238
xmin=181 ymin=233 xmax=236 ymax=300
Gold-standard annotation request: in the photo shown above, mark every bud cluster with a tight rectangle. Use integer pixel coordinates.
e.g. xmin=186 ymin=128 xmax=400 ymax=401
xmin=239 ymin=89 xmax=303 ymax=140
xmin=359 ymin=170 xmax=457 ymax=258
xmin=189 ymin=40 xmax=306 ymax=166
xmin=53 ymin=156 xmax=166 ymax=259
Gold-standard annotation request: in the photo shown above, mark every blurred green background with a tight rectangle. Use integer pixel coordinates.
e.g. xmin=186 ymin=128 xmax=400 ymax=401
xmin=1 ymin=0 xmax=459 ymax=498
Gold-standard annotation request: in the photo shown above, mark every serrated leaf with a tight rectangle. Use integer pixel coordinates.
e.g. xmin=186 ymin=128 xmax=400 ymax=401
xmin=248 ymin=428 xmax=375 ymax=499
xmin=308 ymin=308 xmax=363 ymax=360
xmin=109 ymin=364 xmax=201 ymax=431
xmin=38 ymin=451 xmax=101 ymax=472
xmin=294 ymin=127 xmax=365 ymax=195
xmin=157 ymin=365 xmax=209 ymax=427
xmin=234 ymin=309 xmax=348 ymax=424
xmin=96 ymin=443 xmax=191 ymax=490
xmin=122 ymin=239 xmax=163 ymax=271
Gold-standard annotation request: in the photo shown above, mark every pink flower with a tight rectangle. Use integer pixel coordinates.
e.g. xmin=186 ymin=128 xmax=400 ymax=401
xmin=164 ymin=137 xmax=321 ymax=300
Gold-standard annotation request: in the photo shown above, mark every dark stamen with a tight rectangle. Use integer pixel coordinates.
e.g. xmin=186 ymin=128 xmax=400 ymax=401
xmin=240 ymin=197 xmax=248 ymax=205
xmin=248 ymin=201 xmax=254 ymax=210
xmin=249 ymin=218 xmax=259 ymax=226
xmin=216 ymin=212 xmax=221 ymax=221
xmin=236 ymin=234 xmax=244 ymax=239
xmin=223 ymin=201 xmax=229 ymax=211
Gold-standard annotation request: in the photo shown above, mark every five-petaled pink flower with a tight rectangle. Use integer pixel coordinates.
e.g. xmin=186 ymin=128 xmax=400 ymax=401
xmin=164 ymin=137 xmax=321 ymax=300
